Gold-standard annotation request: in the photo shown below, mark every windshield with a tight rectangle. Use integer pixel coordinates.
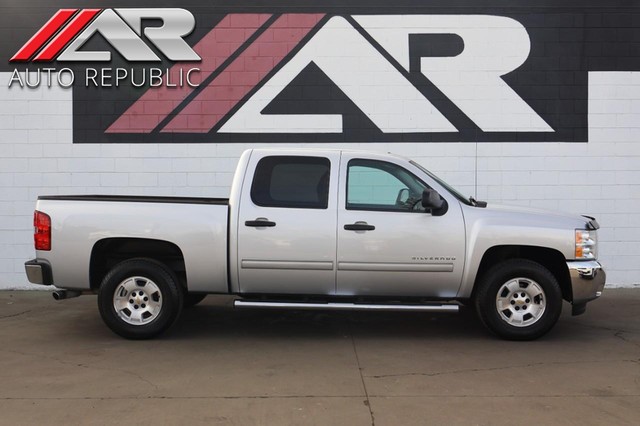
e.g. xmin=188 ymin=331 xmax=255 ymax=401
xmin=409 ymin=160 xmax=472 ymax=206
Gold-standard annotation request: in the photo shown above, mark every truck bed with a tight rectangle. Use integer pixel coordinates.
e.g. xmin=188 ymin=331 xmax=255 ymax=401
xmin=34 ymin=195 xmax=230 ymax=293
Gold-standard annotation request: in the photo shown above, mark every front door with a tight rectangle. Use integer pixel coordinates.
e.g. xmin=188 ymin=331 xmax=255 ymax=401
xmin=237 ymin=152 xmax=339 ymax=295
xmin=337 ymin=155 xmax=465 ymax=297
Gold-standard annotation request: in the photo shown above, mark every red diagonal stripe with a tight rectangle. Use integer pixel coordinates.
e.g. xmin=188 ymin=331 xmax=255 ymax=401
xmin=34 ymin=9 xmax=100 ymax=62
xmin=10 ymin=9 xmax=78 ymax=62
xmin=161 ymin=13 xmax=325 ymax=133
xmin=106 ymin=13 xmax=272 ymax=134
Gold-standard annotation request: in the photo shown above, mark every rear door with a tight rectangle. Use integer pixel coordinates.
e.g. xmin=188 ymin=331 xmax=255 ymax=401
xmin=236 ymin=151 xmax=340 ymax=295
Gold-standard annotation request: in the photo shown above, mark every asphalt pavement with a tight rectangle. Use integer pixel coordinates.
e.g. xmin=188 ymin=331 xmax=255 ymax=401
xmin=0 ymin=289 xmax=638 ymax=425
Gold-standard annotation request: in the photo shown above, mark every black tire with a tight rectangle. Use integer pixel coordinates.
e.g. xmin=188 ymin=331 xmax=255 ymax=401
xmin=475 ymin=259 xmax=562 ymax=341
xmin=184 ymin=293 xmax=207 ymax=308
xmin=98 ymin=258 xmax=183 ymax=339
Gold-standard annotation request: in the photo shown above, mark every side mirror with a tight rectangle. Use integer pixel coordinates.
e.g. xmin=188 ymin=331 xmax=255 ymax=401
xmin=422 ymin=188 xmax=447 ymax=215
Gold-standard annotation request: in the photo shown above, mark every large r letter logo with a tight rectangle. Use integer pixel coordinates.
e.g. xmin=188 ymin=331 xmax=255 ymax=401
xmin=356 ymin=15 xmax=552 ymax=132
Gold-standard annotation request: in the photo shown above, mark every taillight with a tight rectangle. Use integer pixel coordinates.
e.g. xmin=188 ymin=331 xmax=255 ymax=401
xmin=34 ymin=210 xmax=51 ymax=251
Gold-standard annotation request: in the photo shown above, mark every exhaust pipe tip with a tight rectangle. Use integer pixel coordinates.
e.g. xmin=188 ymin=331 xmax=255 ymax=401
xmin=52 ymin=290 xmax=81 ymax=300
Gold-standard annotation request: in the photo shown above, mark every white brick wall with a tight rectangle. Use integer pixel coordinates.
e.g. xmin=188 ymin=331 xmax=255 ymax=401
xmin=0 ymin=71 xmax=638 ymax=289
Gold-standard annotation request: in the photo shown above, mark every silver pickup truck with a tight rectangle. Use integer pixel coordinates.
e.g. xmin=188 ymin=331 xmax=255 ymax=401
xmin=25 ymin=148 xmax=605 ymax=340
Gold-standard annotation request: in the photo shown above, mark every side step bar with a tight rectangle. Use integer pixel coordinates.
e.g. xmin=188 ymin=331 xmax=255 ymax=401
xmin=234 ymin=300 xmax=459 ymax=313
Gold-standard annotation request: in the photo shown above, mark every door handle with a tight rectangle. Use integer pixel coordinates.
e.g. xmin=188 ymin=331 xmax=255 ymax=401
xmin=344 ymin=222 xmax=375 ymax=231
xmin=245 ymin=218 xmax=276 ymax=227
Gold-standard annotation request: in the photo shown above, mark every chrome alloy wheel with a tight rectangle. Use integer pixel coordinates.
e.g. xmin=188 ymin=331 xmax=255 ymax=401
xmin=496 ymin=277 xmax=546 ymax=327
xmin=113 ymin=276 xmax=163 ymax=326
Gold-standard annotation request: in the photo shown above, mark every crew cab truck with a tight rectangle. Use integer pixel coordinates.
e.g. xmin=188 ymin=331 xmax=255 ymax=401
xmin=24 ymin=149 xmax=606 ymax=340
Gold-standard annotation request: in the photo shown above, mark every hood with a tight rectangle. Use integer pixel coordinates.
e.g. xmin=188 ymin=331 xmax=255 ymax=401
xmin=470 ymin=203 xmax=593 ymax=230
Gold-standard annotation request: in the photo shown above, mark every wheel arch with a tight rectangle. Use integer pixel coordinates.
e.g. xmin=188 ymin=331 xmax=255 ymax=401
xmin=90 ymin=238 xmax=187 ymax=292
xmin=471 ymin=245 xmax=572 ymax=302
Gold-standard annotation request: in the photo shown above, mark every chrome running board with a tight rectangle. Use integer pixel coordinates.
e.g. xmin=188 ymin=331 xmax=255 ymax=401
xmin=234 ymin=300 xmax=459 ymax=313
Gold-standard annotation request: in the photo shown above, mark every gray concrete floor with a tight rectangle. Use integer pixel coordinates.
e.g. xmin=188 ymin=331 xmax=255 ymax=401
xmin=0 ymin=289 xmax=638 ymax=425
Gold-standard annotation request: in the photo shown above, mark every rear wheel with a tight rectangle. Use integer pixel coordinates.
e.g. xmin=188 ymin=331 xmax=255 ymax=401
xmin=475 ymin=259 xmax=562 ymax=340
xmin=98 ymin=258 xmax=183 ymax=339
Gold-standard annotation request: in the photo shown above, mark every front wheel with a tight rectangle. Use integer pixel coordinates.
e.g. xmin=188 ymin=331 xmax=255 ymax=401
xmin=475 ymin=259 xmax=562 ymax=340
xmin=98 ymin=258 xmax=183 ymax=339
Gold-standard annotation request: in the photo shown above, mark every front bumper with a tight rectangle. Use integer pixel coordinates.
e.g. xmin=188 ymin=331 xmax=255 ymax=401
xmin=567 ymin=260 xmax=606 ymax=305
xmin=24 ymin=259 xmax=53 ymax=286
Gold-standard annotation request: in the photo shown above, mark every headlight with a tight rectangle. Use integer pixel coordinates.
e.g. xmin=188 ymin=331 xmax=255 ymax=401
xmin=575 ymin=229 xmax=597 ymax=260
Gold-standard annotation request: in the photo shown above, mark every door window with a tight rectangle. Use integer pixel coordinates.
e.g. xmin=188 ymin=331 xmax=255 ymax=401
xmin=347 ymin=159 xmax=427 ymax=212
xmin=251 ymin=156 xmax=330 ymax=209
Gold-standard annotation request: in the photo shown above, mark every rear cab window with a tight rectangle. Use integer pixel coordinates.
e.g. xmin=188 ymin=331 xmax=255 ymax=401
xmin=251 ymin=156 xmax=330 ymax=209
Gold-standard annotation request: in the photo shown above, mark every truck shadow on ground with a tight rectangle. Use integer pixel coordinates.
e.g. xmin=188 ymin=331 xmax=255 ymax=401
xmin=162 ymin=299 xmax=580 ymax=343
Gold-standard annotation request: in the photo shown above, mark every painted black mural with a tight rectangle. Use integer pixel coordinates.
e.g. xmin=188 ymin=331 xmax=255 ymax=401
xmin=3 ymin=1 xmax=640 ymax=143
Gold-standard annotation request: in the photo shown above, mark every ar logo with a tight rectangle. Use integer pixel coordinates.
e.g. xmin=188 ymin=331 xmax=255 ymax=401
xmin=10 ymin=8 xmax=200 ymax=62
